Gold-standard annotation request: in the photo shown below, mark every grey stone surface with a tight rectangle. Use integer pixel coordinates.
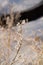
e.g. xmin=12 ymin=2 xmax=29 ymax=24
xmin=0 ymin=0 xmax=42 ymax=12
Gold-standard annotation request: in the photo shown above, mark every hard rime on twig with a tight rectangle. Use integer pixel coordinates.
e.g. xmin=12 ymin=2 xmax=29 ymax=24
xmin=10 ymin=24 xmax=23 ymax=65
